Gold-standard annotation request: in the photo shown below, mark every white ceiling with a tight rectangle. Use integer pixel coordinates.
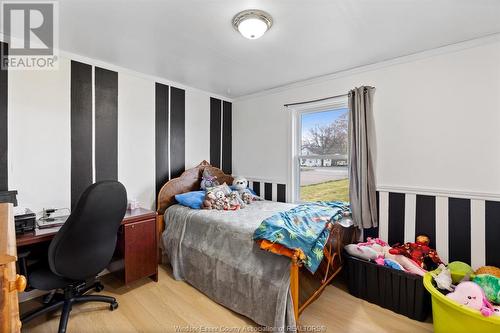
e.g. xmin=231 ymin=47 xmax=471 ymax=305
xmin=56 ymin=0 xmax=500 ymax=97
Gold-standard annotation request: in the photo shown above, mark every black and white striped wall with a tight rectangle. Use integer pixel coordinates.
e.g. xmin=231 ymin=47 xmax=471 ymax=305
xmin=71 ymin=61 xmax=187 ymax=209
xmin=1 ymin=40 xmax=226 ymax=212
xmin=210 ymin=97 xmax=232 ymax=174
xmin=155 ymin=83 xmax=186 ymax=199
xmin=366 ymin=190 xmax=500 ymax=268
xmin=248 ymin=180 xmax=287 ymax=203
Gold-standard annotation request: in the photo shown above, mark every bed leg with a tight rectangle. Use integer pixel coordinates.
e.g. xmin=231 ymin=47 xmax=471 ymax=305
xmin=156 ymin=214 xmax=164 ymax=264
xmin=290 ymin=254 xmax=300 ymax=326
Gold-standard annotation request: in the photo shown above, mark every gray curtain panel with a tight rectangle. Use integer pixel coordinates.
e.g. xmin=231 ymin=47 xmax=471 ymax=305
xmin=348 ymin=86 xmax=378 ymax=229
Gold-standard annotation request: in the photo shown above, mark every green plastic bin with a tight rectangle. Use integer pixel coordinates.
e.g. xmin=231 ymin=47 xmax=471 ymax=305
xmin=423 ymin=273 xmax=500 ymax=333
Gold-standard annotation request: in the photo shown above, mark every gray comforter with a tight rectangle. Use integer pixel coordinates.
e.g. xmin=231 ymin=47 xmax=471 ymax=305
xmin=162 ymin=201 xmax=297 ymax=330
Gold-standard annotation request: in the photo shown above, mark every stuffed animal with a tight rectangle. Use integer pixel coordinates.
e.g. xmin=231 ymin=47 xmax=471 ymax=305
xmin=446 ymin=281 xmax=495 ymax=316
xmin=357 ymin=237 xmax=390 ymax=257
xmin=384 ymin=258 xmax=404 ymax=271
xmin=448 ymin=261 xmax=474 ymax=284
xmin=213 ymin=190 xmax=227 ymax=210
xmin=232 ymin=177 xmax=262 ymax=203
xmin=475 ymin=266 xmax=500 ymax=279
xmin=200 ymin=169 xmax=220 ymax=190
xmin=225 ymin=191 xmax=243 ymax=210
xmin=232 ymin=177 xmax=249 ymax=193
xmin=344 ymin=244 xmax=379 ymax=261
xmin=392 ymin=255 xmax=427 ymax=276
xmin=389 ymin=235 xmax=443 ymax=270
xmin=493 ymin=305 xmax=500 ymax=316
xmin=431 ymin=264 xmax=454 ymax=291
xmin=241 ymin=192 xmax=253 ymax=205
xmin=202 ymin=191 xmax=217 ymax=210
xmin=472 ymin=274 xmax=500 ymax=304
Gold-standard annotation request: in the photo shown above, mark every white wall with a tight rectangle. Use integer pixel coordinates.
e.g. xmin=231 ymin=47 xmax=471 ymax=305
xmin=117 ymin=73 xmax=155 ymax=209
xmin=8 ymin=58 xmax=71 ymax=213
xmin=8 ymin=54 xmax=225 ymax=213
xmin=233 ymin=39 xmax=500 ymax=198
xmin=185 ymin=90 xmax=210 ymax=169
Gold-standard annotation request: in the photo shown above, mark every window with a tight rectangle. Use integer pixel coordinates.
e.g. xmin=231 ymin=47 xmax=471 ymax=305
xmin=291 ymin=98 xmax=349 ymax=202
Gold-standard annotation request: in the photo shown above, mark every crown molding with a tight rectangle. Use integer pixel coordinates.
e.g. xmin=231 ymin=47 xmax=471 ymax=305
xmin=235 ymin=32 xmax=500 ymax=102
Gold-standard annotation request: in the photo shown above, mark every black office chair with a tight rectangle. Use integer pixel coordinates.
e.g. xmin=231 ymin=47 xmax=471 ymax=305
xmin=21 ymin=181 xmax=127 ymax=333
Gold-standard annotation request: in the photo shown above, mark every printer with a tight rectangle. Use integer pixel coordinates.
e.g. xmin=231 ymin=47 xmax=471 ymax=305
xmin=14 ymin=208 xmax=36 ymax=234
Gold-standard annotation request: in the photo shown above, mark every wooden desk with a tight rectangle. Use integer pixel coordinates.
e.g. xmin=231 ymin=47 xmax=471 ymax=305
xmin=1 ymin=203 xmax=26 ymax=333
xmin=16 ymin=208 xmax=158 ymax=285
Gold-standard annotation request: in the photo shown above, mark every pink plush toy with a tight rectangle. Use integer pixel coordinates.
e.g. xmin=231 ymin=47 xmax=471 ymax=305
xmin=357 ymin=237 xmax=389 ymax=247
xmin=493 ymin=305 xmax=500 ymax=316
xmin=446 ymin=281 xmax=494 ymax=317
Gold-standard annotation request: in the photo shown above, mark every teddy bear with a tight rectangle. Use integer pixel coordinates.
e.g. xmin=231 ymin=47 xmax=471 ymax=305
xmin=202 ymin=191 xmax=217 ymax=209
xmin=225 ymin=191 xmax=243 ymax=210
xmin=212 ymin=190 xmax=227 ymax=210
xmin=200 ymin=169 xmax=220 ymax=190
xmin=232 ymin=177 xmax=262 ymax=203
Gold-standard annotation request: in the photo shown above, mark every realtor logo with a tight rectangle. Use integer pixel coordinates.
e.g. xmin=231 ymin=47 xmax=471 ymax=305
xmin=1 ymin=1 xmax=59 ymax=70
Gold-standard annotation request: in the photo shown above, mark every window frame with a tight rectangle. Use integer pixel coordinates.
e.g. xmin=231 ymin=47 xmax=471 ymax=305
xmin=288 ymin=96 xmax=349 ymax=203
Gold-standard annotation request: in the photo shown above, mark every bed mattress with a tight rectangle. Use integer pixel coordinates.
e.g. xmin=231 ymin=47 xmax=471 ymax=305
xmin=162 ymin=201 xmax=297 ymax=330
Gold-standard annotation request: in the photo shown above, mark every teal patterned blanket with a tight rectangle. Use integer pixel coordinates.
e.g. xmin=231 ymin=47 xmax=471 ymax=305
xmin=253 ymin=202 xmax=349 ymax=273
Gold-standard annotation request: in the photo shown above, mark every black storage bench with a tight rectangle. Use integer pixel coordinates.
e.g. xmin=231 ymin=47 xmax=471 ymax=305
xmin=344 ymin=253 xmax=431 ymax=321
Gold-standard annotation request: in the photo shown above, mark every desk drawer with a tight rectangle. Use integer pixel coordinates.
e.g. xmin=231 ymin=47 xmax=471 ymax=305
xmin=123 ymin=218 xmax=157 ymax=284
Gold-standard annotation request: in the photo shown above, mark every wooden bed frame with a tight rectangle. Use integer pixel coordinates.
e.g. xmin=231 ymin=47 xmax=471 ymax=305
xmin=156 ymin=161 xmax=356 ymax=324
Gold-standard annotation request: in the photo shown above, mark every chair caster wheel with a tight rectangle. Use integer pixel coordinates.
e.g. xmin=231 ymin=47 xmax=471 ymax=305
xmin=109 ymin=302 xmax=118 ymax=311
xmin=94 ymin=283 xmax=104 ymax=292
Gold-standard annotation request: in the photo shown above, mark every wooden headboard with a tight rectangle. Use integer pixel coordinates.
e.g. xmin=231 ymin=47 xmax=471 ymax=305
xmin=155 ymin=161 xmax=233 ymax=251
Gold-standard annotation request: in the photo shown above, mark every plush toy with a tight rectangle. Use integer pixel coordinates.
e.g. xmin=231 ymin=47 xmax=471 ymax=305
xmin=232 ymin=177 xmax=262 ymax=203
xmin=344 ymin=243 xmax=378 ymax=261
xmin=200 ymin=169 xmax=220 ymax=190
xmin=241 ymin=192 xmax=253 ymax=205
xmin=475 ymin=266 xmax=500 ymax=279
xmin=232 ymin=177 xmax=249 ymax=193
xmin=448 ymin=261 xmax=474 ymax=284
xmin=392 ymin=255 xmax=427 ymax=276
xmin=431 ymin=264 xmax=454 ymax=291
xmin=213 ymin=190 xmax=227 ymax=210
xmin=225 ymin=191 xmax=243 ymax=210
xmin=357 ymin=237 xmax=390 ymax=257
xmin=446 ymin=281 xmax=495 ymax=316
xmin=472 ymin=274 xmax=500 ymax=304
xmin=389 ymin=235 xmax=443 ymax=270
xmin=384 ymin=258 xmax=404 ymax=271
xmin=493 ymin=305 xmax=500 ymax=316
xmin=202 ymin=191 xmax=217 ymax=210
xmin=374 ymin=255 xmax=385 ymax=266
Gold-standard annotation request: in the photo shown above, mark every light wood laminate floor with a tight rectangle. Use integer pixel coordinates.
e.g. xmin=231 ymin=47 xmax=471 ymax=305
xmin=21 ymin=265 xmax=433 ymax=333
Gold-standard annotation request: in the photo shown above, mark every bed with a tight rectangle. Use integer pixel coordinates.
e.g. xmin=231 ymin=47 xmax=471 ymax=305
xmin=156 ymin=161 xmax=356 ymax=330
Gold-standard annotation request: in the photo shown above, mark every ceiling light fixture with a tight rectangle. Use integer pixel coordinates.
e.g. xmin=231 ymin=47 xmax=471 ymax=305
xmin=232 ymin=9 xmax=273 ymax=40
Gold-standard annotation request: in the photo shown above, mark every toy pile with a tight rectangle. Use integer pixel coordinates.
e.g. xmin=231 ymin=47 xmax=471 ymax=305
xmin=200 ymin=170 xmax=261 ymax=210
xmin=345 ymin=235 xmax=443 ymax=276
xmin=431 ymin=261 xmax=500 ymax=317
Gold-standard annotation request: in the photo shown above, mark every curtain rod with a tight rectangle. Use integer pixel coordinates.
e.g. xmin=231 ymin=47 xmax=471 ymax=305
xmin=284 ymin=93 xmax=347 ymax=107
xmin=283 ymin=86 xmax=375 ymax=107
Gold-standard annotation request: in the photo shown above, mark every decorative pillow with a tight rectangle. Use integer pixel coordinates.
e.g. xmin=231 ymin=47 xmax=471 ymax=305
xmin=206 ymin=183 xmax=232 ymax=196
xmin=344 ymin=244 xmax=378 ymax=261
xmin=175 ymin=191 xmax=206 ymax=209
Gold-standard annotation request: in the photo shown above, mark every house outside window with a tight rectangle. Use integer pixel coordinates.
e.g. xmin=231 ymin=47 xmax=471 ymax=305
xmin=290 ymin=97 xmax=349 ymax=203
